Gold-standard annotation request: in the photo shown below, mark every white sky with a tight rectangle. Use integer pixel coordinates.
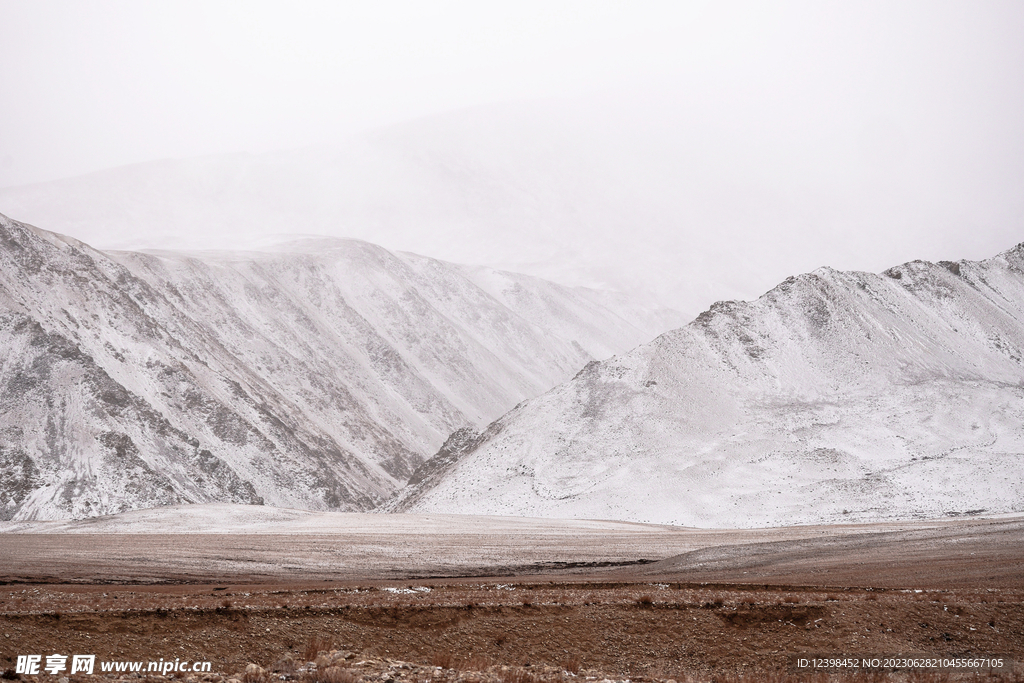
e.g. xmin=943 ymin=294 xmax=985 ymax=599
xmin=2 ymin=1 xmax=1020 ymax=186
xmin=1 ymin=1 xmax=1023 ymax=313
xmin=1 ymin=0 xmax=749 ymax=184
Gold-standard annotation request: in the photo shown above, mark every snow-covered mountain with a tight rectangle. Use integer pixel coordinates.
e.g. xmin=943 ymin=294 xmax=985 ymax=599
xmin=392 ymin=245 xmax=1024 ymax=527
xmin=0 ymin=212 xmax=681 ymax=520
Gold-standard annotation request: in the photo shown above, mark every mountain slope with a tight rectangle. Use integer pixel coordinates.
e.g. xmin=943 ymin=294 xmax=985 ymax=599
xmin=392 ymin=246 xmax=1024 ymax=526
xmin=0 ymin=213 xmax=679 ymax=520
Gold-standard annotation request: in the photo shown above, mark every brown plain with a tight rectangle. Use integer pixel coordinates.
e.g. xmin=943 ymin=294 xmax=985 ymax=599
xmin=1 ymin=516 xmax=1022 ymax=681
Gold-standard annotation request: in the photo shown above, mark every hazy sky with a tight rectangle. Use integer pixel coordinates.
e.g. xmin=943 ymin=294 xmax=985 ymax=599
xmin=1 ymin=1 xmax=1023 ymax=313
xmin=2 ymin=1 xmax=1021 ymax=186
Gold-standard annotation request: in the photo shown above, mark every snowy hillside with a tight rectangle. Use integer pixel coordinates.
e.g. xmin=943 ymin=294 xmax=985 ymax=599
xmin=393 ymin=246 xmax=1024 ymax=527
xmin=0 ymin=212 xmax=679 ymax=520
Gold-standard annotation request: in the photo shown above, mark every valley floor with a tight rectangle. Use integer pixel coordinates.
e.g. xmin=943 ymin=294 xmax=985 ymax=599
xmin=1 ymin=513 xmax=1022 ymax=681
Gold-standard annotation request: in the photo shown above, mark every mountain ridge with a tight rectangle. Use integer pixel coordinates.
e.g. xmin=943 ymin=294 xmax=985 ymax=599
xmin=391 ymin=243 xmax=1024 ymax=526
xmin=0 ymin=212 xmax=679 ymax=520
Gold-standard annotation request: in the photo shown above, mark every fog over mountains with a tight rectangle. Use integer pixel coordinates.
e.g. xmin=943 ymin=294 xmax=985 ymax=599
xmin=393 ymin=245 xmax=1024 ymax=527
xmin=0 ymin=212 xmax=679 ymax=521
xmin=3 ymin=100 xmax=1016 ymax=319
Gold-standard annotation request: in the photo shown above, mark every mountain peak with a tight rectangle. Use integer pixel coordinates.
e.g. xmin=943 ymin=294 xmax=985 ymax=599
xmin=395 ymin=242 xmax=1024 ymax=527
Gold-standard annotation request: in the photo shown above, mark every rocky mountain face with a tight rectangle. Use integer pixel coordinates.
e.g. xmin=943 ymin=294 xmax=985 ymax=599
xmin=0 ymin=212 xmax=679 ymax=520
xmin=392 ymin=246 xmax=1024 ymax=527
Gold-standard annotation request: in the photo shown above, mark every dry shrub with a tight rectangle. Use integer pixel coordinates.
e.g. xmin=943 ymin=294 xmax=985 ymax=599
xmin=561 ymin=655 xmax=582 ymax=674
xmin=462 ymin=655 xmax=494 ymax=672
xmin=271 ymin=657 xmax=297 ymax=674
xmin=430 ymin=651 xmax=455 ymax=669
xmin=637 ymin=595 xmax=654 ymax=608
xmin=498 ymin=668 xmax=536 ymax=683
xmin=303 ymin=634 xmax=336 ymax=662
xmin=306 ymin=666 xmax=357 ymax=683
xmin=241 ymin=666 xmax=268 ymax=683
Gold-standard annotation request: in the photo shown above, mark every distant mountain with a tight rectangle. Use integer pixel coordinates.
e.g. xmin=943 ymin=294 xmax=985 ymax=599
xmin=5 ymin=101 xmax=1011 ymax=319
xmin=391 ymin=245 xmax=1024 ymax=527
xmin=0 ymin=114 xmax=723 ymax=315
xmin=0 ymin=212 xmax=681 ymax=520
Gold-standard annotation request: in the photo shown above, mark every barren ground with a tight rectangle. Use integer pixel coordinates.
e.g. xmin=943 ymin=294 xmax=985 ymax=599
xmin=2 ymin=513 xmax=1022 ymax=681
